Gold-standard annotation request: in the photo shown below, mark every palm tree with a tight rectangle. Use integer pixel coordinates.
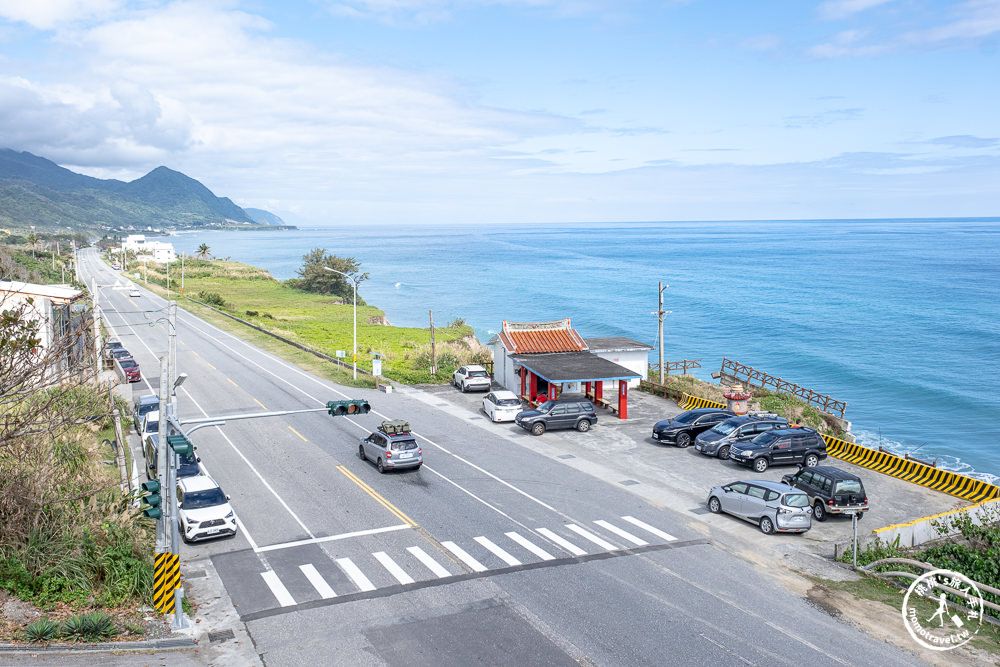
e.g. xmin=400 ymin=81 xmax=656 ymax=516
xmin=26 ymin=233 xmax=39 ymax=258
xmin=197 ymin=243 xmax=211 ymax=260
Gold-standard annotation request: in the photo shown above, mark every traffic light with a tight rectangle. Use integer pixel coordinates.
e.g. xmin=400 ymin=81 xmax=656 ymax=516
xmin=167 ymin=434 xmax=194 ymax=456
xmin=326 ymin=399 xmax=371 ymax=416
xmin=141 ymin=479 xmax=162 ymax=519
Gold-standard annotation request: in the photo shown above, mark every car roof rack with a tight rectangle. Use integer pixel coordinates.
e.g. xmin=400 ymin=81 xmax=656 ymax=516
xmin=380 ymin=419 xmax=410 ymax=435
xmin=746 ymin=411 xmax=781 ymax=419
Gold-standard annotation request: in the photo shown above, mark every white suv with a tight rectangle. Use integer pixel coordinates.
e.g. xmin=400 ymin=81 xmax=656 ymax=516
xmin=452 ymin=364 xmax=491 ymax=392
xmin=177 ymin=476 xmax=237 ymax=542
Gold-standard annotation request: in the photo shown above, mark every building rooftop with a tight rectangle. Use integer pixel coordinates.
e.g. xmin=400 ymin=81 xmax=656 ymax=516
xmin=584 ymin=337 xmax=654 ymax=352
xmin=0 ymin=280 xmax=83 ymax=304
xmin=497 ymin=318 xmax=588 ymax=354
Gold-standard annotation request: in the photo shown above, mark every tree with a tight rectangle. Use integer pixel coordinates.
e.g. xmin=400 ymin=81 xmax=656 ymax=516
xmin=26 ymin=233 xmax=39 ymax=258
xmin=197 ymin=243 xmax=211 ymax=259
xmin=288 ymin=248 xmax=368 ymax=303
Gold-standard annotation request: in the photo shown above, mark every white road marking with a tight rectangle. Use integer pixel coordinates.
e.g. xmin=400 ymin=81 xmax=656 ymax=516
xmin=373 ymin=552 xmax=415 ymax=585
xmin=622 ymin=515 xmax=677 ymax=542
xmin=407 ymin=546 xmax=451 ymax=578
xmin=474 ymin=536 xmax=522 ymax=566
xmin=595 ymin=520 xmax=648 ymax=546
xmin=256 ymin=524 xmax=410 ymax=553
xmin=535 ymin=527 xmax=587 ymax=556
xmin=505 ymin=531 xmax=555 ymax=560
xmin=566 ymin=524 xmax=617 ymax=550
xmin=299 ymin=564 xmax=336 ymax=599
xmin=442 ymin=541 xmax=487 ymax=572
xmin=260 ymin=571 xmax=296 ymax=607
xmin=336 ymin=557 xmax=376 ymax=592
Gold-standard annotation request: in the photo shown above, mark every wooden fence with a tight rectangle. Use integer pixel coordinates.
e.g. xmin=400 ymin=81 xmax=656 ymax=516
xmin=720 ymin=357 xmax=846 ymax=417
xmin=647 ymin=359 xmax=702 ymax=375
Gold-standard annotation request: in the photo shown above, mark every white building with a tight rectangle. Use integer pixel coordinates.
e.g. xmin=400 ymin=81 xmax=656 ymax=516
xmin=0 ymin=280 xmax=90 ymax=379
xmin=124 ymin=235 xmax=175 ymax=263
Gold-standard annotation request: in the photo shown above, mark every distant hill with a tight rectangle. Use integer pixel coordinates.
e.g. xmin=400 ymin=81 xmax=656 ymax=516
xmin=0 ymin=148 xmax=266 ymax=234
xmin=244 ymin=207 xmax=286 ymax=226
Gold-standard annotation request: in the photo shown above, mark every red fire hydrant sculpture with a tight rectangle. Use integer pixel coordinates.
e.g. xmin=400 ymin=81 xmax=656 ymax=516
xmin=724 ymin=383 xmax=752 ymax=415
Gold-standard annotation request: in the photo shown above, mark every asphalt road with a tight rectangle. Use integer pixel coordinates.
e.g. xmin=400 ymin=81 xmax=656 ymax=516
xmin=77 ymin=249 xmax=934 ymax=666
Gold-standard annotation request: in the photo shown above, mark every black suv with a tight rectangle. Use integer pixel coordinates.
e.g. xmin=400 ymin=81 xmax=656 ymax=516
xmin=728 ymin=427 xmax=827 ymax=473
xmin=515 ymin=395 xmax=597 ymax=435
xmin=694 ymin=413 xmax=790 ymax=460
xmin=651 ymin=408 xmax=735 ymax=447
xmin=781 ymin=465 xmax=869 ymax=522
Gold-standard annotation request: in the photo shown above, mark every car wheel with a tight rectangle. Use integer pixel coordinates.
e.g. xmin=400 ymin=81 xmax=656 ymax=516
xmin=804 ymin=453 xmax=820 ymax=468
xmin=531 ymin=422 xmax=546 ymax=436
xmin=676 ymin=432 xmax=691 ymax=448
xmin=181 ymin=523 xmax=191 ymax=544
xmin=753 ymin=457 xmax=770 ymax=473
xmin=377 ymin=458 xmax=385 ymax=474
xmin=359 ymin=445 xmax=367 ymax=462
xmin=717 ymin=445 xmax=730 ymax=460
xmin=708 ymin=497 xmax=722 ymax=513
xmin=759 ymin=516 xmax=775 ymax=535
xmin=813 ymin=501 xmax=827 ymax=522
xmin=461 ymin=382 xmax=468 ymax=393
xmin=576 ymin=419 xmax=591 ymax=433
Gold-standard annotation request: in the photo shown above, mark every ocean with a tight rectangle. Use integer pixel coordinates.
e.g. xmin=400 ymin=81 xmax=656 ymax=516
xmin=168 ymin=219 xmax=1000 ymax=484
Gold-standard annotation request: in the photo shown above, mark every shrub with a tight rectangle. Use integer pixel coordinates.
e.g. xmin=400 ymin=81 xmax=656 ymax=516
xmin=24 ymin=618 xmax=58 ymax=642
xmin=79 ymin=611 xmax=116 ymax=641
xmin=60 ymin=614 xmax=86 ymax=640
xmin=197 ymin=291 xmax=230 ymax=310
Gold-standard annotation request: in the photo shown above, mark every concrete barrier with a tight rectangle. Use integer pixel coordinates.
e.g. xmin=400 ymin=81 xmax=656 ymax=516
xmin=822 ymin=434 xmax=1000 ymax=503
xmin=872 ymin=497 xmax=1000 ymax=549
xmin=679 ymin=393 xmax=727 ymax=411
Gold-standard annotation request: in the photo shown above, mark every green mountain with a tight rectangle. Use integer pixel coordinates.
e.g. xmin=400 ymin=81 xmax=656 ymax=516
xmin=0 ymin=148 xmax=267 ymax=234
xmin=244 ymin=207 xmax=286 ymax=226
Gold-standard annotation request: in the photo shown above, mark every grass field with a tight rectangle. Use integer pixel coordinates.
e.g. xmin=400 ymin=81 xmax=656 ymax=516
xmin=131 ymin=258 xmax=488 ymax=384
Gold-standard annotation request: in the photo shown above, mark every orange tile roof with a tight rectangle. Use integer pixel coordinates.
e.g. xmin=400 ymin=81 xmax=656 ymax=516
xmin=499 ymin=319 xmax=588 ymax=354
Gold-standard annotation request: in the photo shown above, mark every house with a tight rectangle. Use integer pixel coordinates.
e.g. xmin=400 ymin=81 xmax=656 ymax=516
xmin=489 ymin=319 xmax=651 ymax=419
xmin=124 ymin=235 xmax=176 ymax=263
xmin=0 ymin=280 xmax=91 ymax=379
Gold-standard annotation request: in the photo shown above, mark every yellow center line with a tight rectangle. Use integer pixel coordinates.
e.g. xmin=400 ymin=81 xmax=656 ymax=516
xmin=254 ymin=398 xmax=268 ymax=409
xmin=191 ymin=349 xmax=199 ymax=356
xmin=288 ymin=426 xmax=308 ymax=442
xmin=336 ymin=466 xmax=463 ymax=569
xmin=206 ymin=362 xmax=216 ymax=370
xmin=227 ymin=378 xmax=238 ymax=387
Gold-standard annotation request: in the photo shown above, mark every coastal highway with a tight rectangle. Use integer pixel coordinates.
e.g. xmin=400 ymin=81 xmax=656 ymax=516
xmin=79 ymin=248 xmax=931 ymax=666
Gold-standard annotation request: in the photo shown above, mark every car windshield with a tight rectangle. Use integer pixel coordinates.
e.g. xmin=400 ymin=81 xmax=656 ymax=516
xmin=144 ymin=421 xmax=158 ymax=433
xmin=751 ymin=432 xmax=777 ymax=445
xmin=468 ymin=371 xmax=489 ymax=378
xmin=391 ymin=439 xmax=418 ymax=451
xmin=120 ymin=360 xmax=137 ymax=368
xmin=834 ymin=480 xmax=863 ymax=494
xmin=711 ymin=421 xmax=739 ymax=435
xmin=178 ymin=453 xmax=200 ymax=476
xmin=672 ymin=412 xmax=700 ymax=424
xmin=497 ymin=398 xmax=521 ymax=407
xmin=536 ymin=401 xmax=554 ymax=413
xmin=139 ymin=404 xmax=158 ymax=417
xmin=183 ymin=488 xmax=227 ymax=509
xmin=782 ymin=493 xmax=810 ymax=508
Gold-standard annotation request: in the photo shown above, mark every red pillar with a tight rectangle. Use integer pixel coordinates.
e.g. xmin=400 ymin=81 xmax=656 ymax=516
xmin=529 ymin=373 xmax=537 ymax=401
xmin=520 ymin=367 xmax=526 ymax=398
xmin=585 ymin=381 xmax=592 ymax=397
xmin=618 ymin=380 xmax=628 ymax=420
xmin=548 ymin=383 xmax=558 ymax=401
xmin=595 ymin=381 xmax=603 ymax=402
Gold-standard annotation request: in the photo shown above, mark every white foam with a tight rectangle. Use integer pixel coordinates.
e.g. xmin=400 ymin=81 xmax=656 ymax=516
xmin=852 ymin=430 xmax=1000 ymax=486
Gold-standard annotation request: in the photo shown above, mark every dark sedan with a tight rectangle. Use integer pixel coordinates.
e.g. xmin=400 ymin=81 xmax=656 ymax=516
xmin=651 ymin=408 xmax=734 ymax=447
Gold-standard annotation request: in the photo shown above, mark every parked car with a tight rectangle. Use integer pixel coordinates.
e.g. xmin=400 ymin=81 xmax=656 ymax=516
xmin=360 ymin=420 xmax=422 ymax=473
xmin=694 ymin=413 xmax=790 ymax=460
xmin=515 ymin=395 xmax=597 ymax=435
xmin=110 ymin=347 xmax=133 ymax=361
xmin=140 ymin=410 xmax=160 ymax=441
xmin=650 ymin=408 xmax=735 ymax=447
xmin=143 ymin=434 xmax=202 ymax=480
xmin=781 ymin=465 xmax=869 ymax=522
xmin=482 ymin=390 xmax=522 ymax=422
xmin=177 ymin=476 xmax=237 ymax=543
xmin=706 ymin=480 xmax=812 ymax=534
xmin=103 ymin=339 xmax=124 ymax=363
xmin=117 ymin=357 xmax=141 ymax=383
xmin=132 ymin=394 xmax=159 ymax=435
xmin=452 ymin=365 xmax=492 ymax=392
xmin=728 ymin=427 xmax=827 ymax=473
xmin=129 ymin=287 xmax=141 ymax=297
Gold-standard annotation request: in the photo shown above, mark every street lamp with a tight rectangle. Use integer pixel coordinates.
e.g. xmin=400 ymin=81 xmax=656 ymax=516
xmin=324 ymin=267 xmax=358 ymax=380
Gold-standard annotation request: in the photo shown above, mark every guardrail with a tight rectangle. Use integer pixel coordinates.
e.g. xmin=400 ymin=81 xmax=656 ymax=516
xmin=720 ymin=358 xmax=846 ymax=417
xmin=678 ymin=392 xmax=727 ymax=411
xmin=823 ymin=434 xmax=1000 ymax=503
xmin=648 ymin=359 xmax=702 ymax=375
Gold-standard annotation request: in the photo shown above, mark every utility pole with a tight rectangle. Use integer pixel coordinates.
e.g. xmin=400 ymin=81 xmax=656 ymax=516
xmin=180 ymin=254 xmax=185 ymax=297
xmin=651 ymin=282 xmax=671 ymax=385
xmin=156 ymin=357 xmax=169 ymax=554
xmin=92 ymin=287 xmax=102 ymax=377
xmin=430 ymin=310 xmax=436 ymax=375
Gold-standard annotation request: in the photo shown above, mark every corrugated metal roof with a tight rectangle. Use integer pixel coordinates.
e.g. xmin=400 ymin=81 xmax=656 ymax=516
xmin=0 ymin=280 xmax=83 ymax=303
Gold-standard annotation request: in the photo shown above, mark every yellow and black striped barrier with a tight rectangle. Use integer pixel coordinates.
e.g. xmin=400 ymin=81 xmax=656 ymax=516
xmin=154 ymin=552 xmax=180 ymax=614
xmin=822 ymin=434 xmax=1000 ymax=503
xmin=679 ymin=392 xmax=727 ymax=411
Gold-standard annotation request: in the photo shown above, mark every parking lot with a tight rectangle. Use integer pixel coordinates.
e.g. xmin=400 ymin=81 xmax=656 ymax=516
xmin=410 ymin=381 xmax=965 ymax=564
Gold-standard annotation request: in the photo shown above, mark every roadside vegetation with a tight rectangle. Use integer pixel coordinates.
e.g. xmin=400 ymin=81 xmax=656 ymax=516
xmin=131 ymin=250 xmax=490 ymax=384
xmin=642 ymin=373 xmax=847 ymax=436
xmin=0 ymin=280 xmax=158 ymax=643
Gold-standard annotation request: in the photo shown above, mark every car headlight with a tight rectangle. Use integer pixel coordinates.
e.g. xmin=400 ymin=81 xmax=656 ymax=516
xmin=225 ymin=510 xmax=234 ymax=519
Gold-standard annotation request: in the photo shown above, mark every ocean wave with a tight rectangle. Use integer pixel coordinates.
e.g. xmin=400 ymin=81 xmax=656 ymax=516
xmin=853 ymin=430 xmax=1000 ymax=486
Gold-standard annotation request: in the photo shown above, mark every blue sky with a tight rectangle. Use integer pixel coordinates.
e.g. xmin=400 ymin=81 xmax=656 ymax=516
xmin=0 ymin=0 xmax=997 ymax=224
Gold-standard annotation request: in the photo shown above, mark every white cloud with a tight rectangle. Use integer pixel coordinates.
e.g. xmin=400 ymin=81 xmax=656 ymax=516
xmin=903 ymin=0 xmax=1000 ymax=44
xmin=323 ymin=0 xmax=609 ymax=24
xmin=0 ymin=0 xmax=123 ymax=30
xmin=818 ymin=0 xmax=895 ymax=22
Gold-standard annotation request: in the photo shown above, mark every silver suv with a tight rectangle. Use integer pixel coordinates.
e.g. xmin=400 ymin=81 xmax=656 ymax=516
xmin=706 ymin=480 xmax=812 ymax=534
xmin=360 ymin=420 xmax=423 ymax=473
xmin=694 ymin=413 xmax=789 ymax=460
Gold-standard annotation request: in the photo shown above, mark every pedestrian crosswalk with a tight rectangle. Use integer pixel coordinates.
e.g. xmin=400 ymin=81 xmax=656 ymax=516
xmin=257 ymin=516 xmax=676 ymax=610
